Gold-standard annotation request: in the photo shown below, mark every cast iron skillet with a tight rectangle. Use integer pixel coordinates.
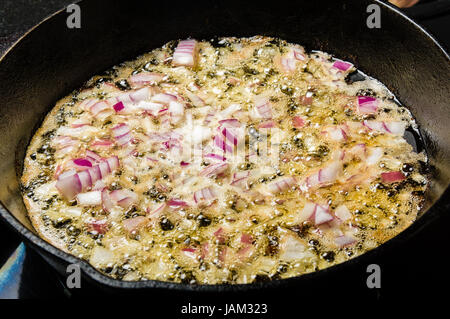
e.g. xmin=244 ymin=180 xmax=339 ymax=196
xmin=0 ymin=0 xmax=449 ymax=296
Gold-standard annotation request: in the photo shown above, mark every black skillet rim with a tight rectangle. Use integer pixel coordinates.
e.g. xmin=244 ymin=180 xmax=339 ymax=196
xmin=0 ymin=0 xmax=449 ymax=291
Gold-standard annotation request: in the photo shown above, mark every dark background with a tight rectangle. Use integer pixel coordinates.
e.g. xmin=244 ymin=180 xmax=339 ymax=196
xmin=0 ymin=0 xmax=449 ymax=303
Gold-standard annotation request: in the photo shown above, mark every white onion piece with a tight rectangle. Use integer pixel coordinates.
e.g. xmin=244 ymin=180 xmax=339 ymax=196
xmin=76 ymin=191 xmax=102 ymax=206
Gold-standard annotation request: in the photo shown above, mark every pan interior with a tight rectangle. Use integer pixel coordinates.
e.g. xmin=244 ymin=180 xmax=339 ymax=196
xmin=0 ymin=0 xmax=448 ymax=287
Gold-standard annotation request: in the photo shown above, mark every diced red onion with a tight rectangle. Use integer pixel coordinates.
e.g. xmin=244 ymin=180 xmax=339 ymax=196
xmin=299 ymin=202 xmax=316 ymax=221
xmin=335 ymin=205 xmax=352 ymax=221
xmin=55 ymin=173 xmax=81 ymax=200
xmin=130 ymin=87 xmax=151 ymax=103
xmin=268 ymin=176 xmax=296 ymax=194
xmin=218 ymin=118 xmax=241 ymax=128
xmin=213 ymin=227 xmax=226 ymax=244
xmin=147 ymin=203 xmax=166 ymax=218
xmin=214 ymin=134 xmax=234 ymax=153
xmin=219 ymin=104 xmax=241 ymax=118
xmin=112 ymin=123 xmax=132 ymax=146
xmin=77 ymin=170 xmax=92 ymax=190
xmin=129 ymin=72 xmax=164 ymax=87
xmin=240 ymin=233 xmax=253 ymax=245
xmin=293 ymin=48 xmax=306 ymax=61
xmin=110 ymin=189 xmax=138 ymax=209
xmin=258 ymin=120 xmax=276 ymax=129
xmin=199 ymin=162 xmax=229 ymax=178
xmin=167 ymin=199 xmax=189 ymax=208
xmin=204 ymin=153 xmax=226 ymax=162
xmin=194 ymin=186 xmax=216 ymax=204
xmin=255 ymin=97 xmax=272 ymax=119
xmin=182 ymin=247 xmax=197 ymax=259
xmin=173 ymin=39 xmax=198 ymax=67
xmin=73 ymin=158 xmax=92 ymax=168
xmin=87 ymin=219 xmax=108 ymax=234
xmin=281 ymin=54 xmax=297 ymax=72
xmin=185 ymin=91 xmax=205 ymax=107
xmin=381 ymin=171 xmax=406 ymax=183
xmin=151 ymin=93 xmax=178 ymax=104
xmin=89 ymin=101 xmax=111 ymax=117
xmin=113 ymin=101 xmax=125 ymax=112
xmin=333 ymin=60 xmax=353 ymax=72
xmin=221 ymin=127 xmax=239 ymax=146
xmin=335 ymin=235 xmax=357 ymax=247
xmin=318 ymin=162 xmax=341 ymax=184
xmin=314 ymin=204 xmax=334 ymax=225
xmin=299 ymin=92 xmax=313 ymax=105
xmin=366 ymin=147 xmax=383 ymax=165
xmin=90 ymin=139 xmax=114 ymax=148
xmin=92 ymin=180 xmax=106 ymax=191
xmin=86 ymin=150 xmax=102 ymax=163
xmin=71 ymin=118 xmax=91 ymax=128
xmin=231 ymin=170 xmax=250 ymax=187
xmin=292 ymin=116 xmax=306 ymax=128
xmin=88 ymin=165 xmax=101 ymax=184
xmin=123 ymin=216 xmax=148 ymax=234
xmin=363 ymin=120 xmax=405 ymax=135
xmin=79 ymin=98 xmax=98 ymax=111
xmin=357 ymin=96 xmax=378 ymax=114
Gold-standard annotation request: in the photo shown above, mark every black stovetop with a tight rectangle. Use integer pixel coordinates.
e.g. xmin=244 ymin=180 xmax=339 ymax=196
xmin=0 ymin=0 xmax=449 ymax=300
